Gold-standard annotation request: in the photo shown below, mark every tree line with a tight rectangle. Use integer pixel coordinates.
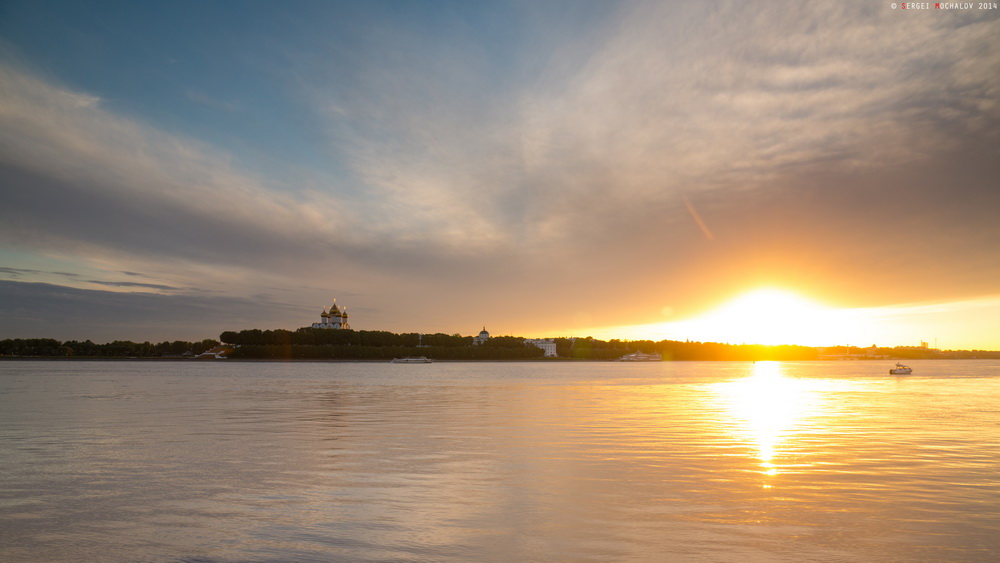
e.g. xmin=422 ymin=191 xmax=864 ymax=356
xmin=221 ymin=328 xmax=544 ymax=360
xmin=220 ymin=328 xmax=528 ymax=349
xmin=218 ymin=328 xmax=822 ymax=361
xmin=5 ymin=331 xmax=995 ymax=361
xmin=819 ymin=344 xmax=1000 ymax=360
xmin=0 ymin=338 xmax=220 ymax=358
xmin=229 ymin=344 xmax=545 ymax=360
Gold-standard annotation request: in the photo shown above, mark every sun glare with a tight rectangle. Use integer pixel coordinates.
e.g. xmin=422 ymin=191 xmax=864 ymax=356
xmin=601 ymin=288 xmax=857 ymax=346
xmin=710 ymin=289 xmax=823 ymax=345
xmin=714 ymin=362 xmax=819 ymax=479
xmin=669 ymin=288 xmax=856 ymax=346
xmin=573 ymin=288 xmax=1000 ymax=350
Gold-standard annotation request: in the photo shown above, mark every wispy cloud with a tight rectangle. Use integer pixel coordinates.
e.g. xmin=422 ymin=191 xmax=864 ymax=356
xmin=0 ymin=280 xmax=302 ymax=342
xmin=299 ymin=2 xmax=999 ymax=247
xmin=85 ymin=280 xmax=180 ymax=291
xmin=184 ymin=89 xmax=242 ymax=112
xmin=0 ymin=267 xmax=81 ymax=279
xmin=0 ymin=64 xmax=355 ymax=269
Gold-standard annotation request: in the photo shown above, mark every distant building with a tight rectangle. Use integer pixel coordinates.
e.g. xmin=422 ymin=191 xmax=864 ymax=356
xmin=311 ymin=299 xmax=351 ymax=329
xmin=473 ymin=327 xmax=490 ymax=345
xmin=524 ymin=338 xmax=557 ymax=357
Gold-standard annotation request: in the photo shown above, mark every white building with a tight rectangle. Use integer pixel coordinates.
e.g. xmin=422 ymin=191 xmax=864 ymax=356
xmin=473 ymin=327 xmax=490 ymax=345
xmin=311 ymin=299 xmax=351 ymax=329
xmin=524 ymin=338 xmax=558 ymax=357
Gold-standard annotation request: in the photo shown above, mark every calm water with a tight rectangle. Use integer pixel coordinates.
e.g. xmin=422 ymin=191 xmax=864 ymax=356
xmin=1 ymin=360 xmax=999 ymax=562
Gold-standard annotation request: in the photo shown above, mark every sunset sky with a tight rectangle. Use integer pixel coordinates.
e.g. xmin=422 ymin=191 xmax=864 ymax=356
xmin=1 ymin=1 xmax=998 ymax=349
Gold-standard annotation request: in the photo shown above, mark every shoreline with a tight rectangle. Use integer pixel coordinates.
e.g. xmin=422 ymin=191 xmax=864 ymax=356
xmin=3 ymin=356 xmax=996 ymax=363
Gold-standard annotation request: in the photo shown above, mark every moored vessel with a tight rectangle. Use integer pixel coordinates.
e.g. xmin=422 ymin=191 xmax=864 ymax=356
xmin=391 ymin=356 xmax=433 ymax=364
xmin=618 ymin=352 xmax=662 ymax=361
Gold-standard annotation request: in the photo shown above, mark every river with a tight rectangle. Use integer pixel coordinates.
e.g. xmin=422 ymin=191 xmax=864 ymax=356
xmin=1 ymin=359 xmax=998 ymax=561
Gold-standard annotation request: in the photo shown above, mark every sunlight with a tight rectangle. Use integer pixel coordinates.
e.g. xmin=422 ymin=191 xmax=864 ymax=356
xmin=561 ymin=290 xmax=1000 ymax=351
xmin=663 ymin=288 xmax=857 ymax=346
xmin=591 ymin=288 xmax=858 ymax=346
xmin=708 ymin=289 xmax=822 ymax=346
xmin=714 ymin=362 xmax=814 ymax=478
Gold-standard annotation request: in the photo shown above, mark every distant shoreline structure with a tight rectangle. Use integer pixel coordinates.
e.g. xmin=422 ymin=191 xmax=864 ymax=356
xmin=310 ymin=298 xmax=350 ymax=330
xmin=4 ymin=356 xmax=1000 ymax=364
xmin=3 ymin=309 xmax=998 ymax=361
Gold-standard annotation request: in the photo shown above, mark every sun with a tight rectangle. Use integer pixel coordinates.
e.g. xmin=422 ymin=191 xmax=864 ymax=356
xmin=671 ymin=288 xmax=850 ymax=346
xmin=576 ymin=286 xmax=861 ymax=346
xmin=708 ymin=289 xmax=821 ymax=345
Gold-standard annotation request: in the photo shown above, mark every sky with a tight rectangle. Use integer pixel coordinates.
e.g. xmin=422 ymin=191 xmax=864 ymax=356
xmin=1 ymin=0 xmax=998 ymax=349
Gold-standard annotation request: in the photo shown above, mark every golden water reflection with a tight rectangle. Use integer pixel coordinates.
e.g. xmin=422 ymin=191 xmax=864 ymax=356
xmin=713 ymin=362 xmax=820 ymax=481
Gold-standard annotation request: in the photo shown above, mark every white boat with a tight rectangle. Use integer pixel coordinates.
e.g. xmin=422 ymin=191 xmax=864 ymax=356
xmin=391 ymin=356 xmax=433 ymax=364
xmin=618 ymin=352 xmax=662 ymax=362
xmin=889 ymin=362 xmax=912 ymax=375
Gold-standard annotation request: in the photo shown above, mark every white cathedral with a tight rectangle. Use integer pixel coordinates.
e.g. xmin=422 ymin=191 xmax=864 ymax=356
xmin=311 ymin=299 xmax=351 ymax=330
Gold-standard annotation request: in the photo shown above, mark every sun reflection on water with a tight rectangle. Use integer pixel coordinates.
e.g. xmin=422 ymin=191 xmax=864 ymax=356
xmin=714 ymin=362 xmax=816 ymax=481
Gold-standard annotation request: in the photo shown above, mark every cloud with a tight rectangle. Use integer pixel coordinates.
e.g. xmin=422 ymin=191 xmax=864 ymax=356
xmin=184 ymin=89 xmax=242 ymax=112
xmin=1 ymin=2 xmax=998 ymax=337
xmin=0 ymin=280 xmax=303 ymax=342
xmin=84 ymin=280 xmax=181 ymax=291
xmin=0 ymin=59 xmax=541 ymax=275
xmin=0 ymin=63 xmax=367 ymax=270
xmin=273 ymin=2 xmax=1000 ymax=316
xmin=297 ymin=2 xmax=999 ymax=251
xmin=0 ymin=267 xmax=81 ymax=280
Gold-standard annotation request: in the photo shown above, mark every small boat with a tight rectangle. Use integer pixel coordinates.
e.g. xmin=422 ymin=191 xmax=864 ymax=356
xmin=889 ymin=362 xmax=912 ymax=375
xmin=391 ymin=356 xmax=433 ymax=364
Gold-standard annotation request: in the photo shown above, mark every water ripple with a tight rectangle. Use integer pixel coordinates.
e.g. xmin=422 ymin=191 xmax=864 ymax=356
xmin=1 ymin=360 xmax=999 ymax=561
